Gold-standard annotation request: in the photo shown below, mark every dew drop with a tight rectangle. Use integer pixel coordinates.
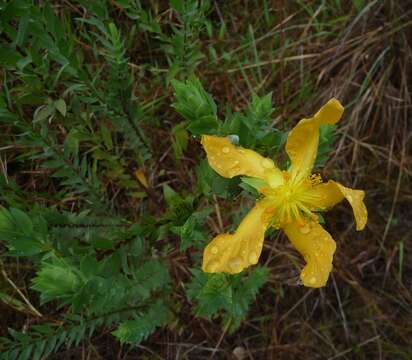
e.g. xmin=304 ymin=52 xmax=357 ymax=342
xmin=248 ymin=251 xmax=258 ymax=264
xmin=229 ymin=257 xmax=243 ymax=272
xmin=309 ymin=277 xmax=317 ymax=285
xmin=299 ymin=223 xmax=311 ymax=234
xmin=206 ymin=260 xmax=219 ymax=272
xmin=228 ymin=134 xmax=239 ymax=145
xmin=211 ymin=246 xmax=219 ymax=254
xmin=261 ymin=158 xmax=274 ymax=169
xmin=222 ymin=146 xmax=230 ymax=154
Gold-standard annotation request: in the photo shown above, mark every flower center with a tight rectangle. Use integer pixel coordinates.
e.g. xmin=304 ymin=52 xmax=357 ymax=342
xmin=263 ymin=172 xmax=323 ymax=227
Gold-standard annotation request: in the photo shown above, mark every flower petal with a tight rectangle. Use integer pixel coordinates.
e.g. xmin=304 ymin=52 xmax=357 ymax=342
xmin=201 ymin=135 xmax=283 ymax=188
xmin=202 ymin=200 xmax=270 ymax=274
xmin=304 ymin=180 xmax=367 ymax=231
xmin=333 ymin=182 xmax=367 ymax=231
xmin=286 ymin=98 xmax=344 ymax=179
xmin=304 ymin=181 xmax=345 ymax=210
xmin=283 ymin=221 xmax=336 ymax=288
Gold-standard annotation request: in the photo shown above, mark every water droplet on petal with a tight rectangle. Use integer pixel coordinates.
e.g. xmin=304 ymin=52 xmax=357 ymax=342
xmin=206 ymin=260 xmax=219 ymax=272
xmin=261 ymin=158 xmax=274 ymax=169
xmin=299 ymin=223 xmax=311 ymax=234
xmin=211 ymin=246 xmax=219 ymax=254
xmin=222 ymin=146 xmax=230 ymax=154
xmin=229 ymin=257 xmax=243 ymax=272
xmin=309 ymin=277 xmax=317 ymax=285
xmin=248 ymin=251 xmax=258 ymax=264
xmin=228 ymin=134 xmax=239 ymax=145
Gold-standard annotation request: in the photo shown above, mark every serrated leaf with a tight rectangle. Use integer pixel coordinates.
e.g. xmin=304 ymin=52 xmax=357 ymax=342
xmin=9 ymin=208 xmax=33 ymax=234
xmin=112 ymin=301 xmax=170 ymax=344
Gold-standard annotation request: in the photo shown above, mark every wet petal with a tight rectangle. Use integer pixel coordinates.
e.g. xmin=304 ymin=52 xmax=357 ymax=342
xmin=202 ymin=201 xmax=270 ymax=274
xmin=201 ymin=135 xmax=283 ymax=188
xmin=304 ymin=181 xmax=345 ymax=210
xmin=283 ymin=221 xmax=336 ymax=288
xmin=304 ymin=180 xmax=367 ymax=231
xmin=286 ymin=98 xmax=344 ymax=179
xmin=333 ymin=182 xmax=367 ymax=231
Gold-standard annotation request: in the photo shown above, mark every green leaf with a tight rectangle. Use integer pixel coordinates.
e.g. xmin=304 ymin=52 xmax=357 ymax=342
xmin=163 ymin=184 xmax=182 ymax=207
xmin=100 ymin=124 xmax=113 ymax=150
xmin=9 ymin=208 xmax=33 ymax=234
xmin=240 ymin=177 xmax=268 ymax=192
xmin=31 ymin=256 xmax=83 ymax=304
xmin=186 ymin=270 xmax=232 ymax=318
xmin=33 ymin=104 xmax=55 ymax=123
xmin=172 ymin=211 xmax=210 ymax=251
xmin=0 ymin=207 xmax=47 ymax=256
xmin=172 ymin=76 xmax=219 ymax=131
xmin=315 ymin=124 xmax=336 ymax=168
xmin=187 ymin=115 xmax=219 ymax=135
xmin=54 ymin=99 xmax=67 ymax=117
xmin=247 ymin=92 xmax=274 ymax=126
xmin=186 ymin=267 xmax=268 ymax=331
xmin=196 ymin=160 xmax=240 ymax=199
xmin=171 ymin=122 xmax=189 ymax=160
xmin=112 ymin=301 xmax=171 ymax=344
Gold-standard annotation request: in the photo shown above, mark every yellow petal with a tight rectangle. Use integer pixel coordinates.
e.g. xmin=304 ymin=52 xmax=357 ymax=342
xmin=333 ymin=181 xmax=367 ymax=231
xmin=304 ymin=180 xmax=367 ymax=231
xmin=283 ymin=221 xmax=336 ymax=288
xmin=286 ymin=98 xmax=344 ymax=179
xmin=201 ymin=135 xmax=283 ymax=188
xmin=304 ymin=181 xmax=344 ymax=210
xmin=134 ymin=168 xmax=149 ymax=188
xmin=202 ymin=201 xmax=270 ymax=274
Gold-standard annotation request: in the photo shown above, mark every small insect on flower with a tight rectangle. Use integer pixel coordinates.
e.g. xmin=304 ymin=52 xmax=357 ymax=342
xmin=200 ymin=98 xmax=367 ymax=288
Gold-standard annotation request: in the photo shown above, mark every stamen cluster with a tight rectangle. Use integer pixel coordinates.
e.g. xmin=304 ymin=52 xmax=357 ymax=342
xmin=262 ymin=172 xmax=324 ymax=228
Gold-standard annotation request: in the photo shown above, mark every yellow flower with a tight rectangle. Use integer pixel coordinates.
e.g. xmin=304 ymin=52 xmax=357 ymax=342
xmin=200 ymin=98 xmax=367 ymax=288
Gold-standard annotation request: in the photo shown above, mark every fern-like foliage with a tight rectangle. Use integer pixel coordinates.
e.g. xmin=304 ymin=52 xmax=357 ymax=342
xmin=0 ymin=308 xmax=137 ymax=360
xmin=0 ymin=204 xmax=172 ymax=358
xmin=162 ymin=0 xmax=211 ymax=82
xmin=187 ymin=266 xmax=269 ymax=332
xmin=31 ymin=256 xmax=82 ymax=305
xmin=172 ymin=76 xmax=219 ymax=135
xmin=4 ymin=112 xmax=108 ymax=212
xmin=112 ymin=300 xmax=171 ymax=344
xmin=79 ymin=17 xmax=152 ymax=163
xmin=159 ymin=185 xmax=212 ymax=251
xmin=172 ymin=76 xmax=286 ymax=154
xmin=0 ymin=207 xmax=50 ymax=257
xmin=0 ymin=2 xmax=173 ymax=358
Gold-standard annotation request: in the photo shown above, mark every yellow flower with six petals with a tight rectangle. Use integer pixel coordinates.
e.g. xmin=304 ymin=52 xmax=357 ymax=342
xmin=200 ymin=98 xmax=367 ymax=288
